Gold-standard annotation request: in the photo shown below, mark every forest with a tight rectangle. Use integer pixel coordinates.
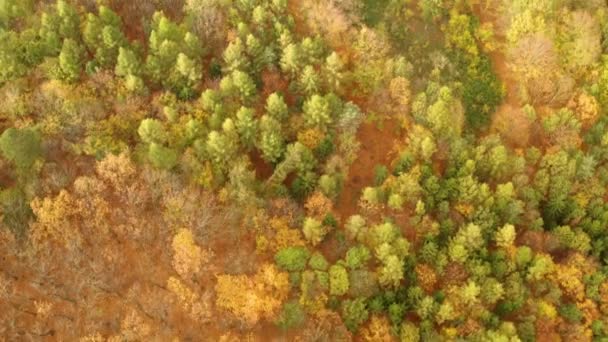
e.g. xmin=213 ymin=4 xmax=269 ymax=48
xmin=1 ymin=0 xmax=608 ymax=340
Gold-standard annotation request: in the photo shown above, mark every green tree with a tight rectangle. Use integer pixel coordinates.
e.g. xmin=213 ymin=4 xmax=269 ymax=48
xmin=344 ymin=215 xmax=366 ymax=242
xmin=56 ymin=38 xmax=83 ymax=82
xmin=138 ymin=119 xmax=167 ymax=144
xmin=309 ymin=252 xmax=329 ymax=271
xmin=300 ymin=37 xmax=324 ymax=65
xmin=299 ymin=65 xmax=320 ymax=96
xmin=495 ymin=224 xmax=516 ymax=249
xmin=341 ymin=298 xmax=369 ymax=332
xmin=303 ymin=94 xmax=332 ymax=129
xmin=206 ymin=129 xmax=238 ymax=170
xmin=280 ymin=43 xmax=301 ymax=76
xmin=245 ymin=34 xmax=268 ymax=72
xmin=39 ymin=0 xmax=80 ymax=55
xmin=223 ymin=38 xmax=249 ymax=73
xmin=148 ymin=142 xmax=178 ymax=170
xmin=266 ymin=142 xmax=304 ymax=188
xmin=258 ymin=115 xmax=285 ymax=163
xmin=276 ymin=301 xmax=306 ymax=330
xmin=235 ymin=106 xmax=257 ymax=149
xmin=115 ymin=47 xmax=142 ymax=77
xmin=0 ymin=127 xmax=41 ymax=170
xmin=266 ymin=93 xmax=288 ymax=121
xmin=232 ymin=70 xmax=256 ymax=104
xmin=426 ymin=86 xmax=463 ymax=138
xmin=377 ymin=255 xmax=404 ymax=288
xmin=329 ymin=264 xmax=349 ymax=296
xmin=345 ymin=245 xmax=371 ymax=269
xmin=275 ymin=246 xmax=310 ymax=272
xmin=302 ymin=217 xmax=328 ymax=246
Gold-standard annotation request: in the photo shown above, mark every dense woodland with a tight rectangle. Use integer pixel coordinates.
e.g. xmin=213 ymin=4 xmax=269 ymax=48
xmin=2 ymin=0 xmax=608 ymax=340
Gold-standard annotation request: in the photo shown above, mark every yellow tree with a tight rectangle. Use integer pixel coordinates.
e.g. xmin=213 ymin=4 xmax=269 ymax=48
xmin=215 ymin=263 xmax=289 ymax=325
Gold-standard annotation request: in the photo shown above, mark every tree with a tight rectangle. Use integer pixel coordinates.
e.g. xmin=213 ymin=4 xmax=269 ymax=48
xmin=175 ymin=53 xmax=201 ymax=84
xmin=138 ymin=119 xmax=166 ymax=144
xmin=560 ymin=10 xmax=601 ymax=71
xmin=400 ymin=321 xmax=421 ymax=342
xmin=0 ymin=127 xmax=41 ymax=170
xmin=258 ymin=115 xmax=285 ymax=163
xmin=337 ymin=102 xmax=364 ymax=135
xmin=235 ymin=106 xmax=257 ymax=149
xmin=215 ymin=263 xmax=289 ymax=325
xmin=324 ymin=51 xmax=345 ymax=92
xmin=329 ymin=264 xmax=349 ymax=296
xmin=345 ymin=215 xmax=366 ymax=241
xmin=245 ymin=34 xmax=268 ymax=72
xmin=57 ymin=38 xmax=83 ymax=82
xmin=83 ymin=6 xmax=127 ymax=71
xmin=38 ymin=0 xmax=80 ymax=55
xmin=145 ymin=11 xmax=204 ymax=96
xmin=345 ymin=245 xmax=371 ymax=269
xmin=303 ymin=94 xmax=332 ymax=129
xmin=302 ymin=217 xmax=328 ymax=246
xmin=276 ymin=301 xmax=306 ymax=330
xmin=341 ymin=298 xmax=369 ymax=332
xmin=232 ymin=70 xmax=257 ymax=103
xmin=206 ymin=129 xmax=238 ymax=170
xmin=361 ymin=315 xmax=393 ymax=342
xmin=266 ymin=92 xmax=288 ymax=121
xmin=172 ymin=228 xmax=208 ymax=279
xmin=266 ymin=142 xmax=304 ymax=188
xmin=116 ymin=47 xmax=142 ymax=77
xmin=148 ymin=143 xmax=178 ymax=170
xmin=223 ymin=38 xmax=249 ymax=73
xmin=275 ymin=246 xmax=310 ymax=272
xmin=495 ymin=224 xmax=516 ymax=249
xmin=299 ymin=65 xmax=320 ymax=96
xmin=309 ymin=252 xmax=329 ymax=271
xmin=426 ymin=86 xmax=463 ymax=138
xmin=389 ymin=77 xmax=411 ymax=112
xmin=280 ymin=43 xmax=301 ymax=76
xmin=377 ymin=254 xmax=404 ymax=288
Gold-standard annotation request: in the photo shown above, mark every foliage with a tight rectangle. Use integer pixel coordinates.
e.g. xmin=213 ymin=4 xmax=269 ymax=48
xmin=341 ymin=298 xmax=369 ymax=332
xmin=0 ymin=127 xmax=41 ymax=170
xmin=1 ymin=1 xmax=608 ymax=340
xmin=275 ymin=247 xmax=310 ymax=272
xmin=329 ymin=264 xmax=349 ymax=296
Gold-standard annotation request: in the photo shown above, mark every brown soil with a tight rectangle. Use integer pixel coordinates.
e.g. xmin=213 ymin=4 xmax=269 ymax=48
xmin=335 ymin=118 xmax=401 ymax=220
xmin=249 ymin=150 xmax=274 ymax=180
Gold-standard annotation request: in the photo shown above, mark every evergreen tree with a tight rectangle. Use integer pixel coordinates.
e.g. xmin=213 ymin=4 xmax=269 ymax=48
xmin=235 ymin=106 xmax=257 ymax=149
xmin=280 ymin=43 xmax=301 ymax=76
xmin=266 ymin=93 xmax=289 ymax=121
xmin=115 ymin=47 xmax=142 ymax=77
xmin=258 ymin=115 xmax=285 ymax=163
xmin=303 ymin=94 xmax=332 ymax=129
xmin=57 ymin=38 xmax=83 ymax=82
xmin=299 ymin=65 xmax=320 ymax=96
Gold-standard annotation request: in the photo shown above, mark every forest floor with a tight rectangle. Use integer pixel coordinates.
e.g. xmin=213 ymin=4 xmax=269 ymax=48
xmin=334 ymin=118 xmax=401 ymax=221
